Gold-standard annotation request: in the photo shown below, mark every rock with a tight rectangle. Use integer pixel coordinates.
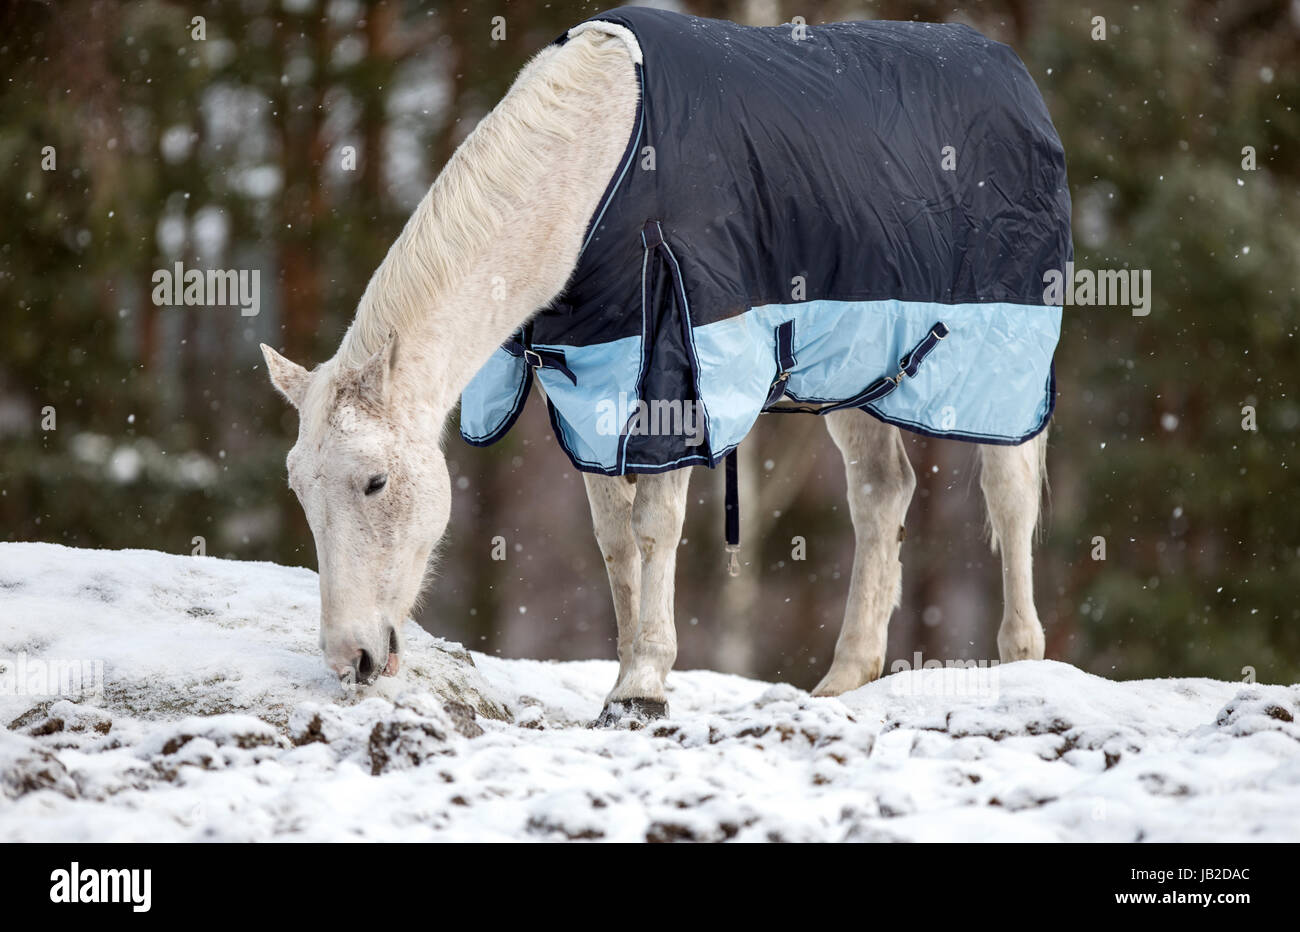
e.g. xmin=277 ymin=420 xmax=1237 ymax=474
xmin=0 ymin=730 xmax=77 ymax=800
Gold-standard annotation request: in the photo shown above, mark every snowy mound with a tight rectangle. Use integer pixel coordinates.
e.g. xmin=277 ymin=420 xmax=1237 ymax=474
xmin=2 ymin=542 xmax=1298 ymax=842
xmin=0 ymin=543 xmax=508 ymax=731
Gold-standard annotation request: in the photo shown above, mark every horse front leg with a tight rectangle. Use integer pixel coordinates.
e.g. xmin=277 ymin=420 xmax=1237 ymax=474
xmin=594 ymin=467 xmax=691 ymax=725
xmin=582 ymin=472 xmax=641 ymax=699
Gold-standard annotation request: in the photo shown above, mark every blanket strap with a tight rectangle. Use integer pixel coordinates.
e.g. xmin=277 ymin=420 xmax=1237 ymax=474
xmin=502 ymin=326 xmax=579 ymax=386
xmin=818 ymin=321 xmax=949 ymax=416
xmin=763 ymin=320 xmax=798 ymax=409
xmin=724 ymin=449 xmax=740 ymax=576
xmin=899 ymin=321 xmax=949 ymax=377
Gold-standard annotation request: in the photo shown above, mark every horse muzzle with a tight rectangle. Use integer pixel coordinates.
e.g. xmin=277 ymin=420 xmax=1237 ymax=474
xmin=330 ymin=627 xmax=400 ymax=686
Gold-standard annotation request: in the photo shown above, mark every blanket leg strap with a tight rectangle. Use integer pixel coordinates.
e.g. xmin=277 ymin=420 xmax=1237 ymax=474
xmin=724 ymin=449 xmax=740 ymax=577
xmin=818 ymin=321 xmax=949 ymax=416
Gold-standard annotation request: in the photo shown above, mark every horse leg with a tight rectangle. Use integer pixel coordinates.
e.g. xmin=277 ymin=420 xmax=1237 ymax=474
xmin=582 ymin=472 xmax=641 ymax=698
xmin=813 ymin=409 xmax=916 ymax=696
xmin=596 ymin=467 xmax=690 ymax=724
xmin=979 ymin=429 xmax=1048 ymax=662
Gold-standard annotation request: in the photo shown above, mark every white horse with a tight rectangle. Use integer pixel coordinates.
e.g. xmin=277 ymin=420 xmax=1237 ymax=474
xmin=261 ymin=26 xmax=1047 ymax=722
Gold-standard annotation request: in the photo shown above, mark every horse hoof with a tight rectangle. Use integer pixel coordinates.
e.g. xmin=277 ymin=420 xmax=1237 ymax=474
xmin=590 ymin=698 xmax=668 ymax=729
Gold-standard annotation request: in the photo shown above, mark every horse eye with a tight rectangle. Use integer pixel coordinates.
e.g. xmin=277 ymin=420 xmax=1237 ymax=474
xmin=365 ymin=474 xmax=388 ymax=496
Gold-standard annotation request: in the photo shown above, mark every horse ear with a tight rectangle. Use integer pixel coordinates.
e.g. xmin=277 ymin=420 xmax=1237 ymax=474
xmin=260 ymin=343 xmax=311 ymax=409
xmin=358 ymin=331 xmax=399 ymax=409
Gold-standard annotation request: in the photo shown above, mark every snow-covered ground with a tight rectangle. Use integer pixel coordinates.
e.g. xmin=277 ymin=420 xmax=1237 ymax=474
xmin=1 ymin=541 xmax=1297 ymax=842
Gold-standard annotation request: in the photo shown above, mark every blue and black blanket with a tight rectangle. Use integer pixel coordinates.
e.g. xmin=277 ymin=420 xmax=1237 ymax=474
xmin=462 ymin=6 xmax=1071 ymax=475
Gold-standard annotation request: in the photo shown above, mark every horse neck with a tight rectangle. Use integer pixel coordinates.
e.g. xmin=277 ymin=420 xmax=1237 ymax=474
xmin=337 ymin=34 xmax=639 ymax=428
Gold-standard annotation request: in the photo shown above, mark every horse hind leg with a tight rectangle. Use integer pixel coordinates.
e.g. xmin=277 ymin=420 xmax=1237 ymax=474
xmin=813 ymin=409 xmax=915 ymax=697
xmin=979 ymin=428 xmax=1048 ymax=662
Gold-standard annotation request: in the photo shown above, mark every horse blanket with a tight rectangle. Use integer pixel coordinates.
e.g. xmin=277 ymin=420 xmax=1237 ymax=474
xmin=461 ymin=6 xmax=1071 ymax=476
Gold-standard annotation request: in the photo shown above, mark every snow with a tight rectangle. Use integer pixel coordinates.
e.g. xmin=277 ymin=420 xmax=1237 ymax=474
xmin=2 ymin=542 xmax=1297 ymax=842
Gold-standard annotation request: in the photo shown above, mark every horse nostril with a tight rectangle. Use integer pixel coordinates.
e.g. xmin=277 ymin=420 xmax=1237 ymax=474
xmin=357 ymin=649 xmax=376 ymax=683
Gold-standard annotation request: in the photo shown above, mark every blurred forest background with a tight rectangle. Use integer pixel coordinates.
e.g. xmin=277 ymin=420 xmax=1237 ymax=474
xmin=1 ymin=0 xmax=1297 ymax=688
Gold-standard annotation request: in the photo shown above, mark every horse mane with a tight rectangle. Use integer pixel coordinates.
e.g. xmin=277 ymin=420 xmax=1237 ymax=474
xmin=335 ymin=30 xmax=633 ymax=370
